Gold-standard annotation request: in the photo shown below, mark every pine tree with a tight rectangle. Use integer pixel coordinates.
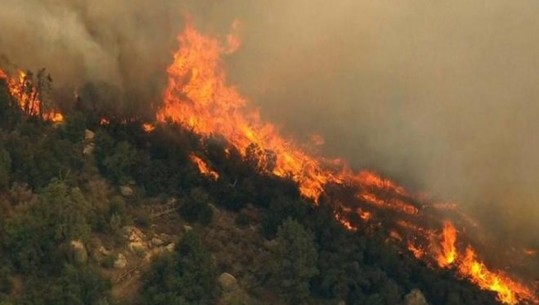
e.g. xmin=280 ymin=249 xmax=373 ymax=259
xmin=270 ymin=218 xmax=319 ymax=304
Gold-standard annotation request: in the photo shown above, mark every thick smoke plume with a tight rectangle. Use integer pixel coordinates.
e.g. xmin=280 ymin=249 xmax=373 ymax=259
xmin=0 ymin=0 xmax=189 ymax=116
xmin=1 ymin=0 xmax=538 ymax=275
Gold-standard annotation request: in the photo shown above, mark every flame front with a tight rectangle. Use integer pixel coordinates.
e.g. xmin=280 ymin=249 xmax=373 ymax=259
xmin=153 ymin=21 xmax=536 ymax=304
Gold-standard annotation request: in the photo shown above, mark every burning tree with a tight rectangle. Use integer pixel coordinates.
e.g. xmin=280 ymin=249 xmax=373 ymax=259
xmin=0 ymin=68 xmax=62 ymax=122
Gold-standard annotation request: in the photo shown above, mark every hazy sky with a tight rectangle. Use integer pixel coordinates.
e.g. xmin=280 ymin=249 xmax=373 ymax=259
xmin=1 ymin=0 xmax=538 ymax=248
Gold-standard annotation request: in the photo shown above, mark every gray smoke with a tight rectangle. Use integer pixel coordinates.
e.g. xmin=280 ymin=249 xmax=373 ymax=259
xmin=0 ymin=0 xmax=189 ymax=114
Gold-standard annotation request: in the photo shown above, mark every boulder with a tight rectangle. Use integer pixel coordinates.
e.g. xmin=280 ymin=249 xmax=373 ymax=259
xmin=404 ymin=289 xmax=429 ymax=305
xmin=84 ymin=129 xmax=95 ymax=141
xmin=70 ymin=240 xmax=88 ymax=265
xmin=129 ymin=241 xmax=147 ymax=257
xmin=183 ymin=225 xmax=193 ymax=232
xmin=159 ymin=233 xmax=173 ymax=243
xmin=83 ymin=143 xmax=95 ymax=155
xmin=120 ymin=186 xmax=134 ymax=197
xmin=218 ymin=272 xmax=238 ymax=292
xmin=98 ymin=246 xmax=111 ymax=256
xmin=123 ymin=226 xmax=145 ymax=241
xmin=114 ymin=253 xmax=127 ymax=269
xmin=165 ymin=242 xmax=175 ymax=253
xmin=151 ymin=237 xmax=164 ymax=247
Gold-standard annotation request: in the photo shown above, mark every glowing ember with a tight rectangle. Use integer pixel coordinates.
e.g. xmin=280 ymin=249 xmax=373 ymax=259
xmin=334 ymin=212 xmax=356 ymax=231
xmin=359 ymin=210 xmax=372 ymax=221
xmin=408 ymin=242 xmax=426 ymax=259
xmin=523 ymin=249 xmax=537 ymax=257
xmin=189 ymin=154 xmax=219 ymax=181
xmin=156 ymin=21 xmax=537 ymax=304
xmin=142 ymin=123 xmax=155 ymax=132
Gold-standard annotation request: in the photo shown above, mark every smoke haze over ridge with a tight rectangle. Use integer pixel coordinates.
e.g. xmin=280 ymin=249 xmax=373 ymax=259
xmin=1 ymin=0 xmax=538 ymax=267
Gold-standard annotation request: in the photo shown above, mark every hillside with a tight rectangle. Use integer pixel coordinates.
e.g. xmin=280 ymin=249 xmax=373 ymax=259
xmin=0 ymin=77 xmax=508 ymax=305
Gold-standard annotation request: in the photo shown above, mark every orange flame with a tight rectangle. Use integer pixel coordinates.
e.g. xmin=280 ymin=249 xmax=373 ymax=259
xmin=142 ymin=123 xmax=155 ymax=132
xmin=458 ymin=248 xmax=537 ymax=305
xmin=156 ymin=21 xmax=537 ymax=304
xmin=437 ymin=221 xmax=458 ymax=267
xmin=189 ymin=154 xmax=219 ymax=181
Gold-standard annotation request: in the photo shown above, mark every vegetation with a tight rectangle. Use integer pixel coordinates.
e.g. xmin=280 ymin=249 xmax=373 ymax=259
xmin=142 ymin=231 xmax=217 ymax=305
xmin=0 ymin=76 xmax=503 ymax=305
xmin=269 ymin=218 xmax=318 ymax=304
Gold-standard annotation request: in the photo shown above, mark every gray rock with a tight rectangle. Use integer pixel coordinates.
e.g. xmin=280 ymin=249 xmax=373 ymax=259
xmin=83 ymin=143 xmax=95 ymax=155
xmin=113 ymin=253 xmax=127 ymax=269
xmin=151 ymin=237 xmax=164 ymax=247
xmin=70 ymin=240 xmax=88 ymax=265
xmin=84 ymin=129 xmax=95 ymax=141
xmin=129 ymin=241 xmax=147 ymax=257
xmin=159 ymin=233 xmax=173 ymax=243
xmin=218 ymin=272 xmax=238 ymax=292
xmin=404 ymin=289 xmax=429 ymax=305
xmin=98 ymin=246 xmax=111 ymax=256
xmin=120 ymin=186 xmax=134 ymax=197
xmin=183 ymin=225 xmax=193 ymax=232
xmin=165 ymin=242 xmax=175 ymax=252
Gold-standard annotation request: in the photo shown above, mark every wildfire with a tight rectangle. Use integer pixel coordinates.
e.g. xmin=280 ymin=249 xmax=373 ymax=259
xmin=0 ymin=69 xmax=63 ymax=122
xmin=156 ymin=21 xmax=537 ymax=304
xmin=189 ymin=154 xmax=219 ymax=181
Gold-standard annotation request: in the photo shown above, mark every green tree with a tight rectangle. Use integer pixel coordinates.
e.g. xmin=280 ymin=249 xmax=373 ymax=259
xmin=5 ymin=179 xmax=90 ymax=274
xmin=269 ymin=218 xmax=319 ymax=304
xmin=142 ymin=231 xmax=217 ymax=305
xmin=19 ymin=266 xmax=110 ymax=305
xmin=179 ymin=188 xmax=214 ymax=225
xmin=0 ymin=148 xmax=11 ymax=190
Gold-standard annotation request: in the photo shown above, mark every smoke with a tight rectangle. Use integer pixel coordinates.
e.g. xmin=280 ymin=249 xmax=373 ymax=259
xmin=0 ymin=0 xmax=188 ymax=115
xmin=1 ymin=0 xmax=537 ymax=269
xmin=189 ymin=1 xmax=539 ymax=251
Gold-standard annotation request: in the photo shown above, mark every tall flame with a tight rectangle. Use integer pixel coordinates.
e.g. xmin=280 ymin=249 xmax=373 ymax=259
xmin=154 ymin=21 xmax=536 ymax=304
xmin=437 ymin=221 xmax=458 ymax=267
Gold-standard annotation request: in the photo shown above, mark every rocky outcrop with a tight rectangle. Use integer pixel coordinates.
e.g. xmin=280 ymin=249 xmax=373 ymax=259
xmin=84 ymin=129 xmax=95 ymax=141
xmin=83 ymin=130 xmax=96 ymax=155
xmin=120 ymin=185 xmax=134 ymax=197
xmin=151 ymin=237 xmax=164 ymax=247
xmin=70 ymin=240 xmax=88 ymax=265
xmin=404 ymin=289 xmax=429 ymax=305
xmin=114 ymin=253 xmax=127 ymax=269
xmin=218 ymin=272 xmax=238 ymax=292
